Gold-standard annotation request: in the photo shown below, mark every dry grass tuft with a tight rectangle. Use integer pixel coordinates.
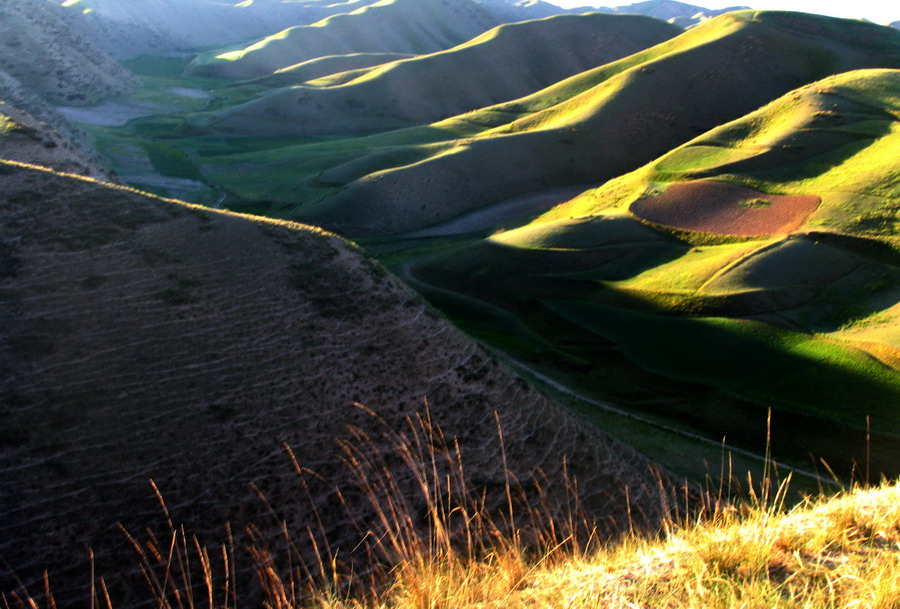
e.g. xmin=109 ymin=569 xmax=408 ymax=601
xmin=4 ymin=408 xmax=899 ymax=609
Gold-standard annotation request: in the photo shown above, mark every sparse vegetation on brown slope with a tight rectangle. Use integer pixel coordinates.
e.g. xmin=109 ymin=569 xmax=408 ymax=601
xmin=205 ymin=14 xmax=682 ymax=136
xmin=8 ymin=412 xmax=900 ymax=609
xmin=248 ymin=52 xmax=416 ymax=88
xmin=0 ymin=161 xmax=661 ymax=608
xmin=0 ymin=96 xmax=111 ymax=179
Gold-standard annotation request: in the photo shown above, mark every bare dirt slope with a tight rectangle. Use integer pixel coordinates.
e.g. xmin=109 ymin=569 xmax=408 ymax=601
xmin=0 ymin=73 xmax=112 ymax=179
xmin=209 ymin=13 xmax=682 ymax=136
xmin=0 ymin=0 xmax=137 ymax=106
xmin=301 ymin=11 xmax=900 ymax=236
xmin=0 ymin=162 xmax=662 ymax=607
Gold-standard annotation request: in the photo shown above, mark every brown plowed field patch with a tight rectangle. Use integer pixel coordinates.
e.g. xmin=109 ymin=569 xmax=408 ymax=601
xmin=630 ymin=181 xmax=821 ymax=236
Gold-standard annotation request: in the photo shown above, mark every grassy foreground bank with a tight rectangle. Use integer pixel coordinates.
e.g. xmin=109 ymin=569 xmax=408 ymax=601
xmin=6 ymin=424 xmax=898 ymax=609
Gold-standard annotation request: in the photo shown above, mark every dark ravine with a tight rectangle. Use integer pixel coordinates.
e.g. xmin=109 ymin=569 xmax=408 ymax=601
xmin=0 ymin=162 xmax=665 ymax=607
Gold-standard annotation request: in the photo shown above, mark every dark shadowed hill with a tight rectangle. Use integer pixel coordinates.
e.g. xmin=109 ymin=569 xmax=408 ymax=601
xmin=0 ymin=162 xmax=662 ymax=607
xmin=288 ymin=11 xmax=900 ymax=235
xmin=0 ymin=0 xmax=137 ymax=105
xmin=187 ymin=0 xmax=500 ymax=80
xmin=205 ymin=13 xmax=682 ymax=136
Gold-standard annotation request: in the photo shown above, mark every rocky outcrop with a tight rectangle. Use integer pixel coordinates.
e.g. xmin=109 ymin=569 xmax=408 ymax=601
xmin=0 ymin=162 xmax=664 ymax=608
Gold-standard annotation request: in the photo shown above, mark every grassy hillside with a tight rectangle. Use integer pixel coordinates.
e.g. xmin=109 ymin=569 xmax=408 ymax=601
xmin=13 ymin=439 xmax=900 ymax=609
xmin=257 ymin=10 xmax=900 ymax=235
xmin=186 ymin=0 xmax=499 ymax=80
xmin=528 ymin=68 xmax=900 ymax=351
xmin=404 ymin=68 xmax=900 ymax=479
xmin=0 ymin=160 xmax=661 ymax=606
xmin=311 ymin=479 xmax=900 ymax=608
xmin=248 ymin=52 xmax=416 ymax=88
xmin=201 ymin=14 xmax=681 ymax=136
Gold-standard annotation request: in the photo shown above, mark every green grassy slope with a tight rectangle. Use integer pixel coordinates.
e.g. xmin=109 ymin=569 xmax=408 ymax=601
xmin=542 ymin=68 xmax=900 ymax=237
xmin=186 ymin=0 xmax=499 ymax=80
xmin=248 ymin=52 xmax=415 ymax=88
xmin=399 ymin=68 xmax=900 ymax=478
xmin=517 ymin=68 xmax=900 ymax=352
xmin=201 ymin=14 xmax=682 ymax=136
xmin=290 ymin=11 xmax=900 ymax=236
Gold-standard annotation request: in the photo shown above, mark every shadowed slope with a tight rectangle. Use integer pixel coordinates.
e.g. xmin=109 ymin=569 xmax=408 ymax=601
xmin=0 ymin=102 xmax=110 ymax=179
xmin=206 ymin=14 xmax=681 ymax=136
xmin=56 ymin=0 xmax=378 ymax=59
xmin=524 ymin=67 xmax=900 ymax=354
xmin=0 ymin=162 xmax=661 ymax=608
xmin=187 ymin=0 xmax=499 ymax=80
xmin=0 ymin=73 xmax=112 ymax=179
xmin=0 ymin=0 xmax=137 ymax=105
xmin=249 ymin=52 xmax=416 ymax=87
xmin=289 ymin=11 xmax=900 ymax=236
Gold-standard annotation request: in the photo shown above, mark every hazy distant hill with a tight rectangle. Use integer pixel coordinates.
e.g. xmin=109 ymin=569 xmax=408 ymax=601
xmin=475 ymin=0 xmax=587 ymax=20
xmin=187 ymin=0 xmax=500 ymax=79
xmin=205 ymin=13 xmax=681 ymax=136
xmin=0 ymin=0 xmax=137 ymax=105
xmin=286 ymin=11 xmax=900 ymax=236
xmin=0 ymin=162 xmax=661 ymax=606
xmin=595 ymin=0 xmax=750 ymax=28
xmin=56 ymin=0 xmax=379 ymax=59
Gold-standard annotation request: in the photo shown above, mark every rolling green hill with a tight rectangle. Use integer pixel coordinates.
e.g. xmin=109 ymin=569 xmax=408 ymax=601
xmin=194 ymin=10 xmax=899 ymax=235
xmin=201 ymin=14 xmax=681 ymax=136
xmin=247 ymin=51 xmax=416 ymax=88
xmin=186 ymin=0 xmax=499 ymax=80
xmin=405 ymin=68 xmax=900 ymax=479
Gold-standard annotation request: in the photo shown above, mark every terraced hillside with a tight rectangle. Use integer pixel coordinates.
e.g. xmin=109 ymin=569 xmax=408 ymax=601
xmin=187 ymin=0 xmax=499 ymax=80
xmin=0 ymin=162 xmax=661 ymax=607
xmin=407 ymin=68 xmax=900 ymax=479
xmin=203 ymin=13 xmax=681 ymax=136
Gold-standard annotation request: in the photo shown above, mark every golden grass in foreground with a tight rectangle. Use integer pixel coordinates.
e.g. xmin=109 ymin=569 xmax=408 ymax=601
xmin=4 ymin=410 xmax=900 ymax=609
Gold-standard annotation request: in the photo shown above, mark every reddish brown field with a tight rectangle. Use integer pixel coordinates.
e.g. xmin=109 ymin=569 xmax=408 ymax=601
xmin=630 ymin=181 xmax=821 ymax=236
